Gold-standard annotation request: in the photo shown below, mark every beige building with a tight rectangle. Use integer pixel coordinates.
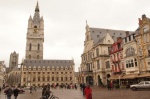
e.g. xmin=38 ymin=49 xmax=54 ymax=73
xmin=9 ymin=51 xmax=19 ymax=72
xmin=0 ymin=61 xmax=5 ymax=87
xmin=135 ymin=14 xmax=150 ymax=74
xmin=21 ymin=59 xmax=74 ymax=86
xmin=21 ymin=2 xmax=75 ymax=87
xmin=7 ymin=67 xmax=21 ymax=86
xmin=123 ymin=32 xmax=139 ymax=75
xmin=79 ymin=22 xmax=133 ymax=86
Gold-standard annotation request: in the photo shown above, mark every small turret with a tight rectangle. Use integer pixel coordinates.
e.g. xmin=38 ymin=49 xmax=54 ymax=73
xmin=28 ymin=15 xmax=32 ymax=28
xmin=35 ymin=1 xmax=39 ymax=12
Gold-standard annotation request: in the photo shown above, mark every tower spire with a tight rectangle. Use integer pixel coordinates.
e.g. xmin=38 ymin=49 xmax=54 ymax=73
xmin=35 ymin=1 xmax=39 ymax=12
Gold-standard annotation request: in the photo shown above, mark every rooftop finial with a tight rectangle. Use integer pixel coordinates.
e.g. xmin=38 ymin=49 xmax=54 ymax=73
xmin=35 ymin=1 xmax=39 ymax=12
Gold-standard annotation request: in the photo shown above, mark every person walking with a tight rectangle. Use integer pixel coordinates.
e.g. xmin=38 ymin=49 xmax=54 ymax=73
xmin=13 ymin=87 xmax=20 ymax=99
xmin=44 ymin=88 xmax=50 ymax=99
xmin=5 ymin=86 xmax=13 ymax=99
xmin=84 ymin=84 xmax=92 ymax=99
xmin=30 ymin=86 xmax=33 ymax=94
xmin=82 ymin=83 xmax=86 ymax=95
xmin=0 ymin=86 xmax=1 ymax=92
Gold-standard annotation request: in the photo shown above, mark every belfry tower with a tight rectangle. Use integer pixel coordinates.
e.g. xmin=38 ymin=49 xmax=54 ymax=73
xmin=25 ymin=2 xmax=44 ymax=60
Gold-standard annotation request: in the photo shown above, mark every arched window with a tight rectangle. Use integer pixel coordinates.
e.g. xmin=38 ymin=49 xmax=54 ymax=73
xmin=38 ymin=43 xmax=40 ymax=50
xmin=37 ymin=55 xmax=39 ymax=59
xmin=29 ymin=43 xmax=32 ymax=50
xmin=29 ymin=55 xmax=31 ymax=59
xmin=34 ymin=26 xmax=37 ymax=28
xmin=126 ymin=47 xmax=135 ymax=57
xmin=147 ymin=46 xmax=150 ymax=56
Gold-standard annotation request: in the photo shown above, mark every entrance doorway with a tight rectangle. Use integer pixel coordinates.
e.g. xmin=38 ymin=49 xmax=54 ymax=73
xmin=86 ymin=76 xmax=93 ymax=85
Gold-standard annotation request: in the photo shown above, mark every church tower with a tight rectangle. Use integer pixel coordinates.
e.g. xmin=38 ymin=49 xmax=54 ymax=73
xmin=25 ymin=2 xmax=44 ymax=60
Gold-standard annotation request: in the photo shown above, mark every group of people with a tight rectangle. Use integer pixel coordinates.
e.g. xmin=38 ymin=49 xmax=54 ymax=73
xmin=29 ymin=86 xmax=37 ymax=94
xmin=80 ymin=83 xmax=92 ymax=99
xmin=107 ymin=81 xmax=114 ymax=90
xmin=5 ymin=86 xmax=20 ymax=99
xmin=41 ymin=85 xmax=51 ymax=99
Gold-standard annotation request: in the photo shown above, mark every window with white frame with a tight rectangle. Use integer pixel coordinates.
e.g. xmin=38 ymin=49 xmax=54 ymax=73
xmin=97 ymin=60 xmax=100 ymax=70
xmin=147 ymin=46 xmax=150 ymax=56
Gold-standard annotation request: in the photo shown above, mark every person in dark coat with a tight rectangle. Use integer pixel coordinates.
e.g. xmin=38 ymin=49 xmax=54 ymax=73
xmin=13 ymin=87 xmax=20 ymax=99
xmin=82 ymin=83 xmax=86 ymax=95
xmin=6 ymin=86 xmax=13 ymax=99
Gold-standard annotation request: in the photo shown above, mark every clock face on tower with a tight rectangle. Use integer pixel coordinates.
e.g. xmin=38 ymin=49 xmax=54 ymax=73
xmin=33 ymin=25 xmax=38 ymax=33
xmin=33 ymin=28 xmax=38 ymax=33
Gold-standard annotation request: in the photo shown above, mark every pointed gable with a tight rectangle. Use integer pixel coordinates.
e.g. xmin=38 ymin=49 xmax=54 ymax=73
xmin=101 ymin=33 xmax=114 ymax=44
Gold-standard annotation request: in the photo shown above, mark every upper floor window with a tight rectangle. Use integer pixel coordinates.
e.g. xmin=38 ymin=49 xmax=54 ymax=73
xmin=29 ymin=55 xmax=31 ymax=59
xmin=97 ymin=60 xmax=100 ymax=70
xmin=37 ymin=55 xmax=39 ymax=59
xmin=29 ymin=43 xmax=32 ymax=51
xmin=96 ymin=48 xmax=99 ymax=57
xmin=147 ymin=46 xmax=150 ymax=56
xmin=38 ymin=44 xmax=40 ymax=50
xmin=126 ymin=47 xmax=135 ymax=57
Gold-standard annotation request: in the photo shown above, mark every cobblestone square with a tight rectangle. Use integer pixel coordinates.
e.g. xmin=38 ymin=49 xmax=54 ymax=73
xmin=0 ymin=87 xmax=150 ymax=99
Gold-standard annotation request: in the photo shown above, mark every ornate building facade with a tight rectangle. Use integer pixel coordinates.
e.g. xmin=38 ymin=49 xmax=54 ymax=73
xmin=21 ymin=2 xmax=75 ymax=87
xmin=0 ymin=61 xmax=5 ymax=87
xmin=135 ymin=14 xmax=150 ymax=74
xmin=79 ymin=22 xmax=133 ymax=86
xmin=109 ymin=37 xmax=124 ymax=81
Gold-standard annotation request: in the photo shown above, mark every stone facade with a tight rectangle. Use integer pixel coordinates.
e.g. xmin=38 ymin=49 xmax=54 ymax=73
xmin=123 ymin=32 xmax=139 ymax=74
xmin=135 ymin=14 xmax=150 ymax=73
xmin=0 ymin=61 xmax=5 ymax=87
xmin=79 ymin=22 xmax=133 ymax=86
xmin=25 ymin=2 xmax=44 ymax=60
xmin=9 ymin=51 xmax=19 ymax=72
xmin=21 ymin=59 xmax=74 ymax=86
xmin=21 ymin=2 xmax=75 ymax=87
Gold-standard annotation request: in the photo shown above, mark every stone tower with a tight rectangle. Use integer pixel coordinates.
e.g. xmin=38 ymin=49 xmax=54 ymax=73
xmin=9 ymin=51 xmax=19 ymax=72
xmin=25 ymin=2 xmax=44 ymax=60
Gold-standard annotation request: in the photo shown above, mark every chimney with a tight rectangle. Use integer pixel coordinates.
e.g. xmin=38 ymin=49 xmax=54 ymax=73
xmin=117 ymin=37 xmax=122 ymax=42
xmin=125 ymin=31 xmax=129 ymax=36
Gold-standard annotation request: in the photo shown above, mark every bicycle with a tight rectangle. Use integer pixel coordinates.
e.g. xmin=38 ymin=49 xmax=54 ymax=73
xmin=40 ymin=91 xmax=59 ymax=99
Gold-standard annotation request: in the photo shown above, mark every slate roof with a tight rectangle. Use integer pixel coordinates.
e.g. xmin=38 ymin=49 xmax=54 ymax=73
xmin=89 ymin=27 xmax=134 ymax=45
xmin=23 ymin=59 xmax=74 ymax=67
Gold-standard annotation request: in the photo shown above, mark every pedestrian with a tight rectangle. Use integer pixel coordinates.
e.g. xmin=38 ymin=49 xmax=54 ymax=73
xmin=13 ymin=87 xmax=20 ymax=99
xmin=110 ymin=81 xmax=113 ymax=90
xmin=107 ymin=80 xmax=110 ymax=90
xmin=74 ymin=83 xmax=77 ymax=89
xmin=42 ymin=85 xmax=46 ymax=96
xmin=30 ymin=86 xmax=33 ymax=94
xmin=80 ymin=83 xmax=83 ymax=90
xmin=5 ymin=86 xmax=13 ymax=99
xmin=84 ymin=84 xmax=92 ymax=99
xmin=82 ymin=83 xmax=86 ymax=95
xmin=44 ymin=88 xmax=50 ymax=99
xmin=0 ymin=86 xmax=1 ymax=92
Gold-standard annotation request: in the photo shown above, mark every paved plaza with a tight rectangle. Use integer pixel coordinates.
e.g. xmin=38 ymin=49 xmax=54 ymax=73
xmin=0 ymin=87 xmax=150 ymax=99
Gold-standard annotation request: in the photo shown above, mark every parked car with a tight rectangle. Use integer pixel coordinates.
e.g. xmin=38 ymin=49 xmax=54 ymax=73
xmin=130 ymin=81 xmax=150 ymax=90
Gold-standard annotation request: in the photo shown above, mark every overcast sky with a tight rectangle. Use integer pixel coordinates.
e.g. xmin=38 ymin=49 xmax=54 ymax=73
xmin=0 ymin=0 xmax=150 ymax=72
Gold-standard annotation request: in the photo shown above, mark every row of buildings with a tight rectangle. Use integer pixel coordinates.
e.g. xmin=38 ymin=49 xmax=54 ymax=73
xmin=2 ymin=2 xmax=150 ymax=88
xmin=78 ymin=14 xmax=150 ymax=87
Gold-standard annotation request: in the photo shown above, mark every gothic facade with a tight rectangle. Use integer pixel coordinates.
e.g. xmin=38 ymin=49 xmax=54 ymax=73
xmin=21 ymin=2 xmax=75 ymax=87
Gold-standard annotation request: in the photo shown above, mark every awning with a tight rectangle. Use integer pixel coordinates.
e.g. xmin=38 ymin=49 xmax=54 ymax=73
xmin=122 ymin=74 xmax=138 ymax=79
xmin=136 ymin=73 xmax=150 ymax=78
xmin=109 ymin=75 xmax=122 ymax=80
